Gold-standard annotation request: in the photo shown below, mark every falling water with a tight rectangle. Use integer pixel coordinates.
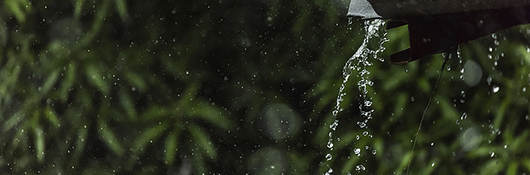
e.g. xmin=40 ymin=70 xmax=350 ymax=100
xmin=325 ymin=19 xmax=387 ymax=174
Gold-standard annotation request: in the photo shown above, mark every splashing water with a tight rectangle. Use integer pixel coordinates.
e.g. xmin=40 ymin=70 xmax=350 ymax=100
xmin=325 ymin=19 xmax=387 ymax=174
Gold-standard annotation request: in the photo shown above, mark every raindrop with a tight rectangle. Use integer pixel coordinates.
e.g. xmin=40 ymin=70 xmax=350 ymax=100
xmin=354 ymin=148 xmax=361 ymax=156
xmin=325 ymin=154 xmax=332 ymax=160
xmin=355 ymin=165 xmax=366 ymax=171
xmin=325 ymin=168 xmax=333 ymax=175
xmin=327 ymin=142 xmax=334 ymax=149
xmin=330 ymin=120 xmax=339 ymax=131
xmin=492 ymin=86 xmax=500 ymax=93
xmin=487 ymin=76 xmax=493 ymax=85
xmin=460 ymin=113 xmax=467 ymax=120
xmin=364 ymin=101 xmax=372 ymax=107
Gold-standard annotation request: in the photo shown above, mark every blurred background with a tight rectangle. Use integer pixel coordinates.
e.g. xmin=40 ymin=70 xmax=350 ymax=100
xmin=0 ymin=0 xmax=529 ymax=174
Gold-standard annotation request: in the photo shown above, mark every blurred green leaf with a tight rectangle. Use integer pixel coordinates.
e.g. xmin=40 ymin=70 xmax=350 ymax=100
xmin=32 ymin=126 xmax=44 ymax=162
xmin=119 ymin=89 xmax=137 ymax=120
xmin=74 ymin=0 xmax=85 ymax=19
xmin=60 ymin=63 xmax=76 ymax=101
xmin=41 ymin=70 xmax=59 ymax=93
xmin=480 ymin=160 xmax=504 ymax=175
xmin=43 ymin=107 xmax=60 ymax=128
xmin=5 ymin=0 xmax=31 ymax=22
xmin=97 ymin=119 xmax=124 ymax=156
xmin=115 ymin=0 xmax=129 ymax=21
xmin=188 ymin=101 xmax=232 ymax=130
xmin=141 ymin=105 xmax=171 ymax=121
xmin=85 ymin=64 xmax=109 ymax=95
xmin=125 ymin=71 xmax=146 ymax=92
xmin=131 ymin=123 xmax=167 ymax=155
xmin=506 ymin=162 xmax=518 ymax=175
xmin=73 ymin=126 xmax=88 ymax=161
xmin=164 ymin=131 xmax=179 ymax=164
xmin=189 ymin=124 xmax=216 ymax=159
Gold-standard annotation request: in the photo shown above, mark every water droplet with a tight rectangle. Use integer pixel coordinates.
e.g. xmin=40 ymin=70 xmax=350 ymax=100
xmin=329 ymin=120 xmax=339 ymax=130
xmin=487 ymin=76 xmax=493 ymax=85
xmin=325 ymin=168 xmax=333 ymax=175
xmin=354 ymin=148 xmax=361 ymax=156
xmin=327 ymin=142 xmax=334 ymax=149
xmin=460 ymin=113 xmax=467 ymax=120
xmin=355 ymin=165 xmax=366 ymax=171
xmin=490 ymin=152 xmax=495 ymax=157
xmin=492 ymin=86 xmax=500 ymax=93
xmin=325 ymin=154 xmax=332 ymax=160
xmin=364 ymin=101 xmax=372 ymax=107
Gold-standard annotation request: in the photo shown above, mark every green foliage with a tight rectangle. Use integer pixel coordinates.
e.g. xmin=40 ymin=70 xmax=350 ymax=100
xmin=0 ymin=0 xmax=528 ymax=174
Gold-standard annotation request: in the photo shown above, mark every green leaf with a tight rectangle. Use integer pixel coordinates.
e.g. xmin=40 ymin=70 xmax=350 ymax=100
xmin=125 ymin=71 xmax=146 ymax=92
xmin=3 ymin=111 xmax=24 ymax=132
xmin=131 ymin=123 xmax=167 ymax=155
xmin=33 ymin=126 xmax=45 ymax=162
xmin=164 ymin=131 xmax=179 ymax=164
xmin=480 ymin=160 xmax=504 ymax=175
xmin=5 ymin=0 xmax=31 ymax=22
xmin=73 ymin=126 xmax=88 ymax=161
xmin=79 ymin=0 xmax=110 ymax=46
xmin=60 ymin=63 xmax=76 ymax=101
xmin=44 ymin=107 xmax=60 ymax=128
xmin=187 ymin=101 xmax=232 ymax=130
xmin=189 ymin=125 xmax=216 ymax=159
xmin=85 ymin=64 xmax=109 ymax=95
xmin=522 ymin=159 xmax=530 ymax=172
xmin=97 ymin=119 xmax=124 ymax=156
xmin=74 ymin=0 xmax=85 ymax=19
xmin=506 ymin=162 xmax=518 ymax=175
xmin=141 ymin=105 xmax=171 ymax=120
xmin=119 ymin=89 xmax=137 ymax=120
xmin=396 ymin=152 xmax=413 ymax=175
xmin=0 ymin=19 xmax=7 ymax=47
xmin=115 ymin=0 xmax=129 ymax=21
xmin=41 ymin=70 xmax=59 ymax=93
xmin=510 ymin=131 xmax=528 ymax=152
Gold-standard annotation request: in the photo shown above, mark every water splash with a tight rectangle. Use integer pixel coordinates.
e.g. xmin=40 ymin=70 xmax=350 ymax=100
xmin=325 ymin=19 xmax=387 ymax=174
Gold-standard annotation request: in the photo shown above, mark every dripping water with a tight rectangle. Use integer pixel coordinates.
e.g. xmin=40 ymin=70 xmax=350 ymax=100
xmin=325 ymin=19 xmax=387 ymax=174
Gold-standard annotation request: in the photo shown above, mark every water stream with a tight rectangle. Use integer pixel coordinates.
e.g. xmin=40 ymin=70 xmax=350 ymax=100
xmin=325 ymin=19 xmax=388 ymax=174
